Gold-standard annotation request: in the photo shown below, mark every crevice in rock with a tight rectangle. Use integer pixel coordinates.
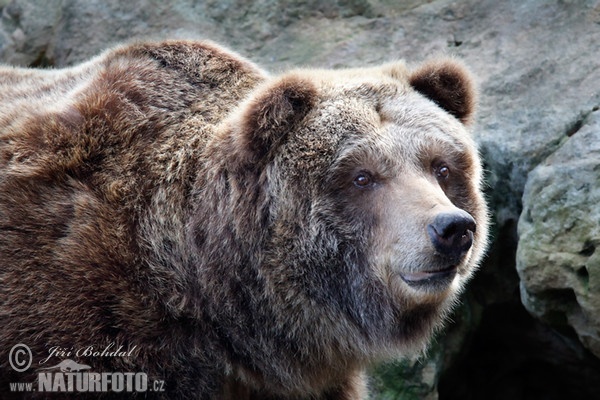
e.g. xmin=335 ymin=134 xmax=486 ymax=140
xmin=565 ymin=107 xmax=598 ymax=137
xmin=447 ymin=39 xmax=463 ymax=47
xmin=565 ymin=117 xmax=584 ymax=137
xmin=576 ymin=266 xmax=589 ymax=287
xmin=538 ymin=287 xmax=577 ymax=306
xmin=580 ymin=240 xmax=596 ymax=257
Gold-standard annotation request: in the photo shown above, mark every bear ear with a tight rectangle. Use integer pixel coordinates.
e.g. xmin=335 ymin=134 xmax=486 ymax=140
xmin=409 ymin=59 xmax=476 ymax=125
xmin=232 ymin=75 xmax=318 ymax=166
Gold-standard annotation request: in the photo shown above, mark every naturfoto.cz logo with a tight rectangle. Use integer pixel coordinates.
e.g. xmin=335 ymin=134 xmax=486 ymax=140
xmin=7 ymin=343 xmax=166 ymax=394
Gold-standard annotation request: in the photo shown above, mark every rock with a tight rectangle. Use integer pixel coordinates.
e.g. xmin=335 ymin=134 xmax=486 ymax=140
xmin=517 ymin=109 xmax=600 ymax=358
xmin=0 ymin=0 xmax=64 ymax=66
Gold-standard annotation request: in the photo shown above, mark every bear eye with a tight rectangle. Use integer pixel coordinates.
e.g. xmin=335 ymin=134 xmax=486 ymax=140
xmin=435 ymin=164 xmax=450 ymax=180
xmin=353 ymin=171 xmax=375 ymax=188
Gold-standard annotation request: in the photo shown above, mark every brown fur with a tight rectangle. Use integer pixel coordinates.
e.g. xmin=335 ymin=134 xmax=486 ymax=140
xmin=0 ymin=40 xmax=488 ymax=399
xmin=409 ymin=58 xmax=477 ymax=125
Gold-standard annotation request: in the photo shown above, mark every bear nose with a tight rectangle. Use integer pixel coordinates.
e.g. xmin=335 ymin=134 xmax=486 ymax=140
xmin=427 ymin=211 xmax=476 ymax=262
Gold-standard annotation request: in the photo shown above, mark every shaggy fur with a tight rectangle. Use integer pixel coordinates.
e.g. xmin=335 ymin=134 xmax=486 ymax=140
xmin=0 ymin=40 xmax=488 ymax=399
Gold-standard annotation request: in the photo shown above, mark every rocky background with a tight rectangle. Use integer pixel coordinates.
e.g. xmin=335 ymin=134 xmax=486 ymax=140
xmin=1 ymin=0 xmax=599 ymax=398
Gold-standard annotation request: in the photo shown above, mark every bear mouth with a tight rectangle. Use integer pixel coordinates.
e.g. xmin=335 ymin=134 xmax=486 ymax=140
xmin=400 ymin=265 xmax=457 ymax=289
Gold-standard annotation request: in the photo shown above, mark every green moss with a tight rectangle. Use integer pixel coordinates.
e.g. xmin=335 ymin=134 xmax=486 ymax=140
xmin=371 ymin=358 xmax=436 ymax=400
xmin=370 ymin=341 xmax=442 ymax=400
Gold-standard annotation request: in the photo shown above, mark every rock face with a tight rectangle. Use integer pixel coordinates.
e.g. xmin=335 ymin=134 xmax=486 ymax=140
xmin=2 ymin=0 xmax=600 ymax=398
xmin=518 ymin=110 xmax=600 ymax=358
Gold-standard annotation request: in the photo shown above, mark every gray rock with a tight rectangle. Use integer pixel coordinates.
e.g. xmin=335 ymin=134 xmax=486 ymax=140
xmin=0 ymin=0 xmax=65 ymax=66
xmin=517 ymin=110 xmax=600 ymax=358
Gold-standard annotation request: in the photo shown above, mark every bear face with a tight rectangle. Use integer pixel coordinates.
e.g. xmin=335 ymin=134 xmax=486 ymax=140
xmin=193 ymin=59 xmax=488 ymax=394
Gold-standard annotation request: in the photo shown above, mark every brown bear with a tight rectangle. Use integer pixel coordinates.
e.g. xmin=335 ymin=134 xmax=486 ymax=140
xmin=0 ymin=40 xmax=488 ymax=399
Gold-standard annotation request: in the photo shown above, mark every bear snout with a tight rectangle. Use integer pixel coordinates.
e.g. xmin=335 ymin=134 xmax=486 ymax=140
xmin=427 ymin=210 xmax=476 ymax=263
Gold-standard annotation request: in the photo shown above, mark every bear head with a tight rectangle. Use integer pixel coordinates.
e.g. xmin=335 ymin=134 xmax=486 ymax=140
xmin=193 ymin=58 xmax=489 ymax=393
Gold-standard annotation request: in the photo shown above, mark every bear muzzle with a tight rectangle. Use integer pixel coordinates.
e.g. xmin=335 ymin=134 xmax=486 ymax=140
xmin=400 ymin=210 xmax=476 ymax=289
